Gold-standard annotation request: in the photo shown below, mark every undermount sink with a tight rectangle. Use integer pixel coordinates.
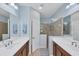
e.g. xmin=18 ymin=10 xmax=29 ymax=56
xmin=2 ymin=39 xmax=18 ymax=48
xmin=2 ymin=40 xmax=12 ymax=48
xmin=71 ymin=41 xmax=79 ymax=48
xmin=59 ymin=38 xmax=79 ymax=49
xmin=67 ymin=39 xmax=79 ymax=49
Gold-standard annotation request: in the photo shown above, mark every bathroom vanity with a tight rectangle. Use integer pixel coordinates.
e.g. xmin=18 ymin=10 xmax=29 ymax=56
xmin=0 ymin=37 xmax=29 ymax=56
xmin=52 ymin=36 xmax=79 ymax=56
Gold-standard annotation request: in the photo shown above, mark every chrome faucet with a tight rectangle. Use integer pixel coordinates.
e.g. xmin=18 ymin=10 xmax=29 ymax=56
xmin=72 ymin=42 xmax=77 ymax=47
xmin=3 ymin=40 xmax=13 ymax=47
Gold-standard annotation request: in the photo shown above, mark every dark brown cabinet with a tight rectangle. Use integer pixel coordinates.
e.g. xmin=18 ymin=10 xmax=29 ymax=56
xmin=53 ymin=42 xmax=71 ymax=56
xmin=56 ymin=48 xmax=62 ymax=56
xmin=14 ymin=40 xmax=29 ymax=56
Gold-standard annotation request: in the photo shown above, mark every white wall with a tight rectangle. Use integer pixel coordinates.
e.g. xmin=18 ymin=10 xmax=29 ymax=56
xmin=19 ymin=6 xmax=31 ymax=37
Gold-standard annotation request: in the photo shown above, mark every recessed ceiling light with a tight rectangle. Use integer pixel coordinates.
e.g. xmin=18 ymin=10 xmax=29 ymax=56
xmin=39 ymin=4 xmax=43 ymax=10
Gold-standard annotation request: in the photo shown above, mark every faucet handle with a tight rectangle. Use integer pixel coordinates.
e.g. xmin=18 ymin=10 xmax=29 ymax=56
xmin=72 ymin=42 xmax=76 ymax=45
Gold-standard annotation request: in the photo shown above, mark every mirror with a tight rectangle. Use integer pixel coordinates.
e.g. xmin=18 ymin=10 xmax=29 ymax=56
xmin=0 ymin=8 xmax=10 ymax=41
xmin=63 ymin=15 xmax=71 ymax=35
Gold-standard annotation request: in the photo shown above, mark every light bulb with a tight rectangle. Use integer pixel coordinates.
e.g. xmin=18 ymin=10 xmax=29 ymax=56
xmin=39 ymin=6 xmax=42 ymax=10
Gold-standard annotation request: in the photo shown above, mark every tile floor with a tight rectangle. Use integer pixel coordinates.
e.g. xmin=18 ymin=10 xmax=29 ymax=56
xmin=29 ymin=48 xmax=49 ymax=56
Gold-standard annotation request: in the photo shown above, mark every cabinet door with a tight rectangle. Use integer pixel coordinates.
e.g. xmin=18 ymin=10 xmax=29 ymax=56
xmin=14 ymin=41 xmax=29 ymax=56
xmin=14 ymin=51 xmax=23 ymax=56
xmin=22 ymin=41 xmax=29 ymax=56
xmin=22 ymin=47 xmax=27 ymax=56
xmin=26 ymin=41 xmax=29 ymax=56
xmin=53 ymin=42 xmax=56 ymax=56
xmin=53 ymin=42 xmax=71 ymax=56
xmin=61 ymin=51 xmax=71 ymax=56
xmin=19 ymin=52 xmax=23 ymax=56
xmin=56 ymin=48 xmax=62 ymax=56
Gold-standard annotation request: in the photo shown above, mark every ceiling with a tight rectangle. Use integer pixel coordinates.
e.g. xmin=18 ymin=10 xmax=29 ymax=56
xmin=0 ymin=3 xmax=65 ymax=19
xmin=18 ymin=3 xmax=64 ymax=18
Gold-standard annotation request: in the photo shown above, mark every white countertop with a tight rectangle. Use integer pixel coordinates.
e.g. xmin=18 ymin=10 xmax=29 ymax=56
xmin=51 ymin=36 xmax=79 ymax=56
xmin=0 ymin=37 xmax=29 ymax=56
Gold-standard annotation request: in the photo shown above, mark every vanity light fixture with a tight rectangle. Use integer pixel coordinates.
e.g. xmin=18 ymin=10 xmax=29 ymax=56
xmin=10 ymin=3 xmax=18 ymax=10
xmin=66 ymin=3 xmax=76 ymax=9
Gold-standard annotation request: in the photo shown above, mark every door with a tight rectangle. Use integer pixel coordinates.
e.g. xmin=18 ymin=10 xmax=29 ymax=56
xmin=31 ymin=10 xmax=40 ymax=52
